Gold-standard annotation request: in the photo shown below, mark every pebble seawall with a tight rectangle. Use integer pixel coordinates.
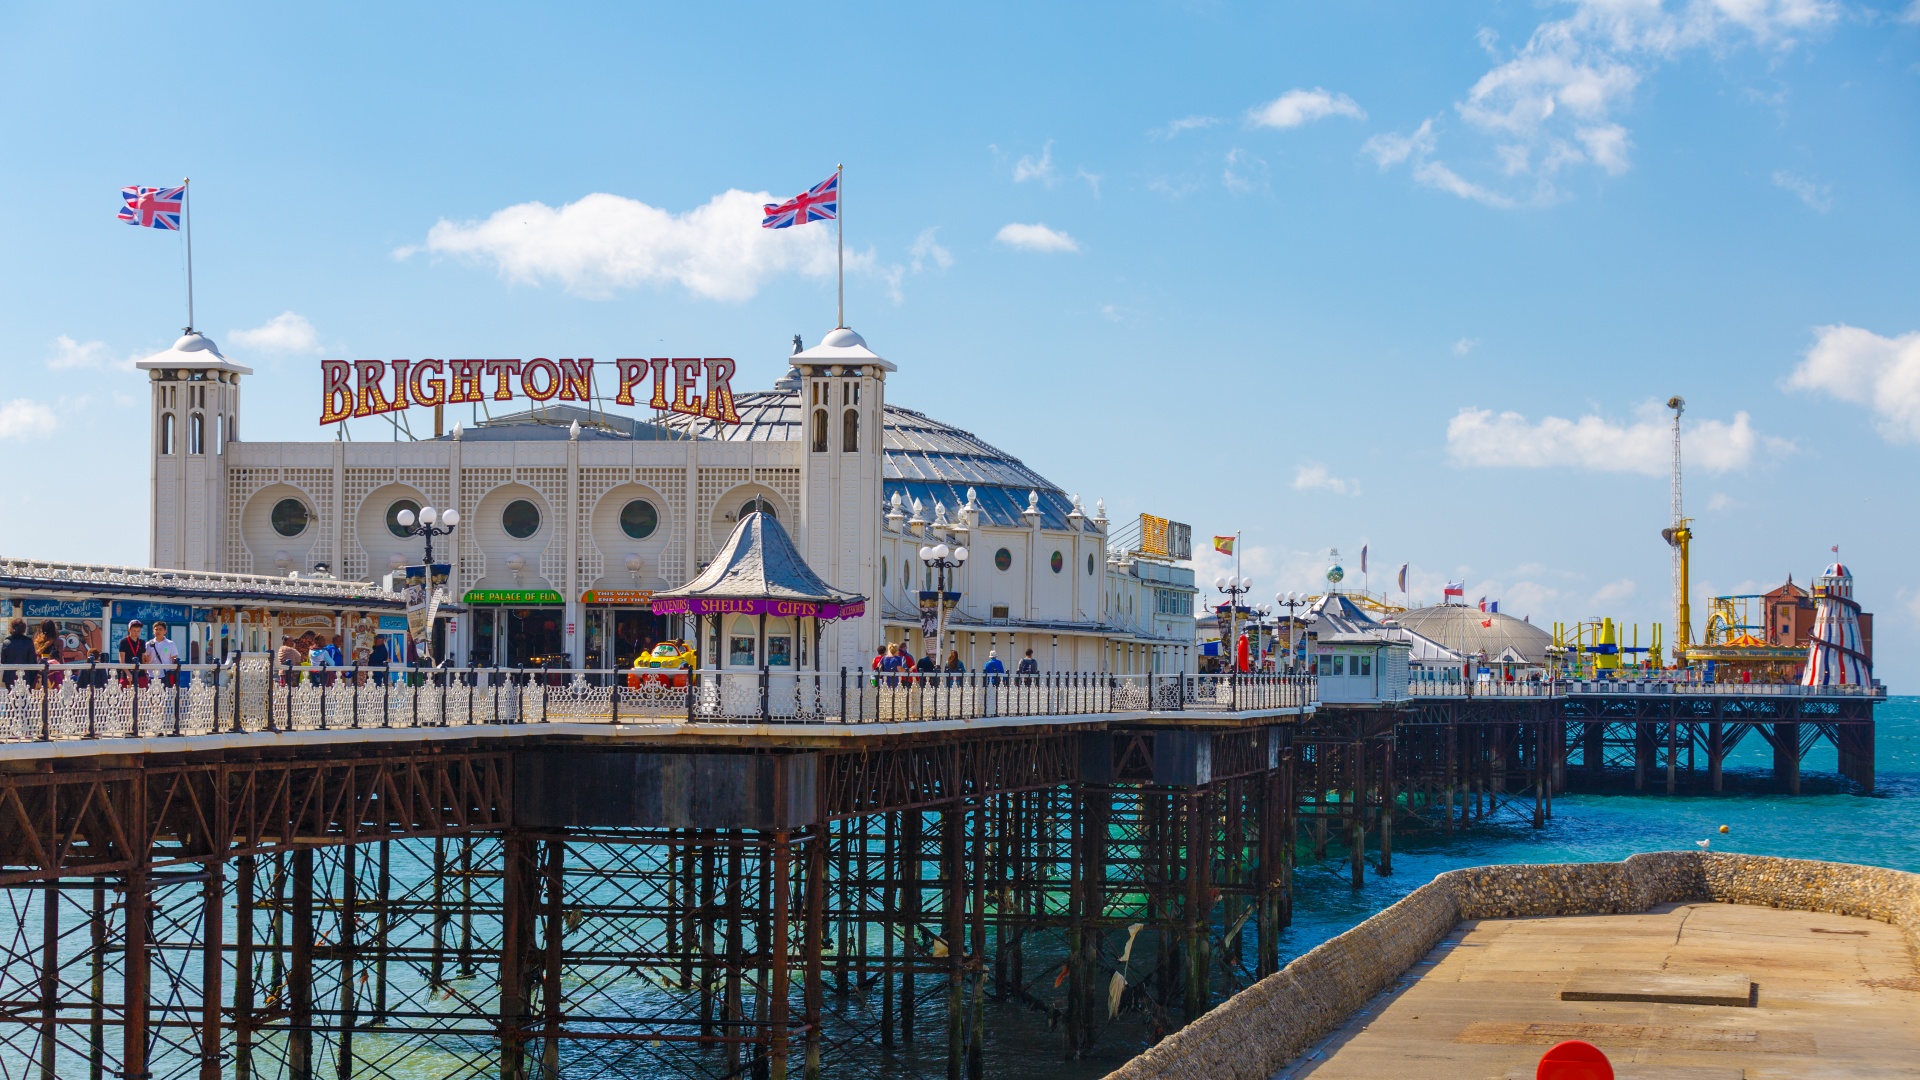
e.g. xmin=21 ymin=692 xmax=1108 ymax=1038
xmin=1100 ymin=852 xmax=1920 ymax=1080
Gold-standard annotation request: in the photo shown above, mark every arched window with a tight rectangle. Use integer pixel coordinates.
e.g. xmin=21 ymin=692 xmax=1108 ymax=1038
xmin=740 ymin=496 xmax=777 ymax=520
xmin=160 ymin=413 xmax=175 ymax=455
xmin=215 ymin=413 xmax=224 ymax=455
xmin=842 ymin=408 xmax=859 ymax=452
xmin=189 ymin=413 xmax=205 ymax=455
xmin=812 ymin=409 xmax=828 ymax=452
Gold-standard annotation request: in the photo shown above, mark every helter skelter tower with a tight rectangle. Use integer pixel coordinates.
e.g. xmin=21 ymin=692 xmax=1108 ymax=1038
xmin=1803 ymin=560 xmax=1871 ymax=687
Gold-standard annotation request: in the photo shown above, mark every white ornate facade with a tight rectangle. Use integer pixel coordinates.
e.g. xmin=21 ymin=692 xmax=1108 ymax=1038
xmin=142 ymin=327 xmax=1197 ymax=674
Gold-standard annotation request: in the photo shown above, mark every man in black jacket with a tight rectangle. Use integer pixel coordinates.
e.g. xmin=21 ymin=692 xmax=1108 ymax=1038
xmin=1016 ymin=648 xmax=1040 ymax=675
xmin=1 ymin=619 xmax=33 ymax=686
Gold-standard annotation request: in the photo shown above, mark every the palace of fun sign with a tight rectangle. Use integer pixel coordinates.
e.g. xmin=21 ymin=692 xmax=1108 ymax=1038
xmin=318 ymin=357 xmax=742 ymax=425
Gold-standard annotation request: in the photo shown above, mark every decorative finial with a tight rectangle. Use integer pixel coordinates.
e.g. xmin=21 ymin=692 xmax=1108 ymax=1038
xmin=1027 ymin=491 xmax=1040 ymax=511
xmin=451 ymin=421 xmax=463 ymax=441
xmin=792 ymin=333 xmax=804 ymax=354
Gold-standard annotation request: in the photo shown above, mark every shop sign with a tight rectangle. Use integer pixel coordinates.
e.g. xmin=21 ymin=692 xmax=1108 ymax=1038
xmin=581 ymin=589 xmax=654 ymax=606
xmin=651 ymin=597 xmax=866 ymax=620
xmin=378 ymin=616 xmax=409 ymax=631
xmin=319 ymin=357 xmax=742 ymax=426
xmin=463 ymin=589 xmax=564 ymax=605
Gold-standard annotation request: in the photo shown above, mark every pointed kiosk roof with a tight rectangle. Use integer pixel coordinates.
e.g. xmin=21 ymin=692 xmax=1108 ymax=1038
xmin=650 ymin=512 xmax=866 ymax=621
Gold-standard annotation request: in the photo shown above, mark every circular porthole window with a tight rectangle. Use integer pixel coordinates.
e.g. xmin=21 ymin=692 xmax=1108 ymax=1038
xmin=385 ymin=499 xmax=421 ymax=538
xmin=994 ymin=548 xmax=1012 ymax=572
xmin=502 ymin=499 xmax=541 ymax=539
xmin=1051 ymin=551 xmax=1064 ymax=574
xmin=620 ymin=499 xmax=659 ymax=540
xmin=270 ymin=498 xmax=310 ymax=538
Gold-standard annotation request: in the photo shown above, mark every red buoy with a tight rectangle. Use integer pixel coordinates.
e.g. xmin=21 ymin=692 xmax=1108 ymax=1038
xmin=1537 ymin=1039 xmax=1612 ymax=1080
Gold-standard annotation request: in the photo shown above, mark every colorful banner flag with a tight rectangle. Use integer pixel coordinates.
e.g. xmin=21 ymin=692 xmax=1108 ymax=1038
xmin=1212 ymin=535 xmax=1234 ymax=555
xmin=1444 ymin=581 xmax=1464 ymax=599
xmin=761 ymin=171 xmax=839 ymax=229
xmin=118 ymin=185 xmax=185 ymax=230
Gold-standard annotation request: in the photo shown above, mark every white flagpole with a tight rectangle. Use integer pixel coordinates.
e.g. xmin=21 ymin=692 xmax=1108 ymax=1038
xmin=836 ymin=163 xmax=844 ymax=328
xmin=183 ymin=176 xmax=195 ymax=332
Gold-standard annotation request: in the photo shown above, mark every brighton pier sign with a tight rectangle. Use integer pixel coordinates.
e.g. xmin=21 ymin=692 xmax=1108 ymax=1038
xmin=319 ymin=357 xmax=742 ymax=425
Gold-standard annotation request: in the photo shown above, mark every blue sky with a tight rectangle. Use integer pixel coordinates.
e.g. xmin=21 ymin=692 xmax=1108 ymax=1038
xmin=4 ymin=2 xmax=1919 ymax=680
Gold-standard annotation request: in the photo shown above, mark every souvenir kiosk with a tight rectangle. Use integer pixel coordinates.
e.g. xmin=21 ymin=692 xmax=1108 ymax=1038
xmin=649 ymin=512 xmax=865 ymax=720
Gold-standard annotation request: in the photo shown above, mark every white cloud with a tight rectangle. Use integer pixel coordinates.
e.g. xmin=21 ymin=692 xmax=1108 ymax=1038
xmin=45 ymin=335 xmax=131 ymax=371
xmin=1154 ymin=115 xmax=1222 ymax=138
xmin=407 ymin=189 xmax=840 ymax=301
xmin=1223 ymin=148 xmax=1268 ymax=193
xmin=909 ymin=228 xmax=953 ymax=274
xmin=230 ymin=311 xmax=321 ymax=353
xmin=995 ymin=223 xmax=1079 ymax=253
xmin=0 ymin=399 xmax=56 ymax=440
xmin=1248 ymin=87 xmax=1367 ymax=129
xmin=1453 ymin=337 xmax=1480 ymax=357
xmin=1771 ymin=169 xmax=1831 ymax=212
xmin=1292 ymin=462 xmax=1359 ymax=496
xmin=1785 ymin=324 xmax=1920 ymax=441
xmin=1591 ymin=577 xmax=1637 ymax=606
xmin=1903 ymin=0 xmax=1920 ymax=25
xmin=1013 ymin=141 xmax=1057 ymax=185
xmin=1706 ymin=492 xmax=1740 ymax=511
xmin=1446 ymin=401 xmax=1785 ymax=474
xmin=1372 ymin=0 xmax=1837 ymax=205
xmin=1077 ymin=167 xmax=1104 ymax=198
xmin=1363 ymin=120 xmax=1436 ymax=169
xmin=1099 ymin=304 xmax=1125 ymax=323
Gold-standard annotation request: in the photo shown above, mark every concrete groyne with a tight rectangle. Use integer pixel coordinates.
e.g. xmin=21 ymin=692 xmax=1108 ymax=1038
xmin=1102 ymin=852 xmax=1920 ymax=1080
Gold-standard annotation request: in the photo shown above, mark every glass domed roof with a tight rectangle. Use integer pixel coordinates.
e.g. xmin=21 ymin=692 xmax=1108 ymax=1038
xmin=661 ymin=390 xmax=1079 ymax=529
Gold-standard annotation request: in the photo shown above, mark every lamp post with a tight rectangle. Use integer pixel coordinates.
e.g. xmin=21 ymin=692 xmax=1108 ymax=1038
xmin=1275 ymin=591 xmax=1311 ymax=672
xmin=1214 ymin=575 xmax=1251 ymax=672
xmin=394 ymin=505 xmax=461 ymax=564
xmin=919 ymin=542 xmax=969 ymax=664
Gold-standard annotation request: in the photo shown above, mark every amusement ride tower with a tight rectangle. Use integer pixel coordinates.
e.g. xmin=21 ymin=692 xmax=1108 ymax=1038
xmin=1803 ymin=561 xmax=1871 ymax=687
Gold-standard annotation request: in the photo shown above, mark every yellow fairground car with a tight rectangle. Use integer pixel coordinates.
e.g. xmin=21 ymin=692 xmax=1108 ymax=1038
xmin=629 ymin=641 xmax=695 ymax=687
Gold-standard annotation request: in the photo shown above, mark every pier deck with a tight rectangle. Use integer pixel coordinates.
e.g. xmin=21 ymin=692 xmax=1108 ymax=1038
xmin=1280 ymin=902 xmax=1920 ymax=1080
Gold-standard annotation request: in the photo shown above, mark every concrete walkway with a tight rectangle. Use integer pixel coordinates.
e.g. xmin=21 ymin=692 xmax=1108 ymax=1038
xmin=1278 ymin=902 xmax=1920 ymax=1080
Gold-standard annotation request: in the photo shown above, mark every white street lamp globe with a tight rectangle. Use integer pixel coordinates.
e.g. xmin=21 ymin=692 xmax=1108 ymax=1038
xmin=1215 ymin=576 xmax=1227 ymax=590
xmin=954 ymin=546 xmax=969 ymax=563
xmin=1239 ymin=577 xmax=1252 ymax=591
xmin=919 ymin=545 xmax=934 ymax=562
xmin=420 ymin=506 xmax=438 ymax=525
xmin=506 ymin=554 xmax=526 ymax=573
xmin=441 ymin=508 xmax=460 ymax=527
xmin=395 ymin=509 xmax=416 ymax=527
xmin=932 ymin=543 xmax=951 ymax=561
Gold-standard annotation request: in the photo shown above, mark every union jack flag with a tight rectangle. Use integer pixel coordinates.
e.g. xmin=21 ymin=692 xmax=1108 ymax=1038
xmin=761 ymin=172 xmax=838 ymax=229
xmin=118 ymin=185 xmax=185 ymax=230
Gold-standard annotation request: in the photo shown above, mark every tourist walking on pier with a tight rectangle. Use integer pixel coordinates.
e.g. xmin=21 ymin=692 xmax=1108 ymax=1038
xmin=118 ymin=620 xmax=148 ymax=687
xmin=983 ymin=650 xmax=1004 ymax=684
xmin=369 ymin=637 xmax=391 ymax=686
xmin=144 ymin=621 xmax=181 ymax=685
xmin=1017 ymin=648 xmax=1039 ymax=675
xmin=34 ymin=622 xmax=64 ymax=686
xmin=1 ymin=619 xmax=33 ymax=687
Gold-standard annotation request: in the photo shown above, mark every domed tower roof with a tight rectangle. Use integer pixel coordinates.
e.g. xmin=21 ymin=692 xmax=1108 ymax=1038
xmin=669 ymin=390 xmax=1080 ymax=529
xmin=134 ymin=331 xmax=252 ymax=376
xmin=1393 ymin=605 xmax=1553 ymax=664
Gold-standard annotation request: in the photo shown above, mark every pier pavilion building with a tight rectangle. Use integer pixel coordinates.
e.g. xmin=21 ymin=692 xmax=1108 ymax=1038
xmin=138 ymin=325 xmax=1198 ymax=675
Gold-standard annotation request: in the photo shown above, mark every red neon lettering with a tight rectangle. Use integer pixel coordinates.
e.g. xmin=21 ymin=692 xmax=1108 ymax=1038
xmin=354 ymin=360 xmax=393 ymax=417
xmin=320 ymin=360 xmax=354 ymax=424
xmin=521 ymin=358 xmax=560 ymax=401
xmin=484 ymin=359 xmax=522 ymax=401
xmin=702 ymin=358 xmax=739 ymax=423
xmin=557 ymin=358 xmax=594 ymax=401
xmin=614 ymin=359 xmax=647 ymax=406
xmin=410 ymin=359 xmax=447 ymax=408
xmin=388 ymin=359 xmax=412 ymax=411
xmin=447 ymin=360 xmax=486 ymax=404
xmin=648 ymin=358 xmax=671 ymax=409
xmin=670 ymin=358 xmax=704 ymax=416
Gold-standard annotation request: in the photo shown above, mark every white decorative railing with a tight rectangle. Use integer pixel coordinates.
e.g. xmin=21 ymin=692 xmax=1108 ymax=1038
xmin=0 ymin=555 xmax=397 ymax=602
xmin=0 ymin=663 xmax=1315 ymax=743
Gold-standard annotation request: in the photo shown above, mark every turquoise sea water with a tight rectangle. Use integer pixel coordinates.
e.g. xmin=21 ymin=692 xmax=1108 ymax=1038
xmin=996 ymin=696 xmax=1920 ymax=1078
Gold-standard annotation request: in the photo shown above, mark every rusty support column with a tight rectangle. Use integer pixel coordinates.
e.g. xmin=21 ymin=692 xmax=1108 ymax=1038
xmin=234 ymin=857 xmax=255 ymax=1080
xmin=944 ymin=800 xmax=965 ymax=1080
xmin=1185 ymin=787 xmax=1211 ymax=1021
xmin=901 ymin=810 xmax=920 ymax=1046
xmin=288 ymin=848 xmax=313 ymax=1080
xmin=40 ymin=878 xmax=57 ymax=1080
xmin=89 ymin=879 xmax=106 ymax=1080
xmin=540 ymin=839 xmax=564 ymax=1080
xmin=1349 ymin=732 xmax=1366 ymax=890
xmin=336 ymin=845 xmax=359 ymax=1080
xmin=1380 ymin=737 xmax=1396 ymax=875
xmin=1666 ymin=719 xmax=1678 ymax=795
xmin=201 ymin=857 xmax=226 ymax=1080
xmin=770 ymin=830 xmax=793 ymax=1080
xmin=1776 ymin=721 xmax=1802 ymax=795
xmin=500 ymin=832 xmax=536 ymax=1080
xmin=804 ymin=823 xmax=825 ymax=1080
xmin=373 ymin=841 xmax=393 ymax=1024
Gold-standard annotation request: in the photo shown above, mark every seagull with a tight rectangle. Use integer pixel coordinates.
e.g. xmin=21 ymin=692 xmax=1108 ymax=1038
xmin=1696 ymin=838 xmax=1712 ymax=850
